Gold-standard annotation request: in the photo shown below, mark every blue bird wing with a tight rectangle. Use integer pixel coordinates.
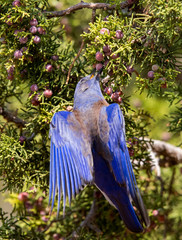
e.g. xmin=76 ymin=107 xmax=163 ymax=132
xmin=49 ymin=111 xmax=93 ymax=215
xmin=98 ymin=103 xmax=150 ymax=228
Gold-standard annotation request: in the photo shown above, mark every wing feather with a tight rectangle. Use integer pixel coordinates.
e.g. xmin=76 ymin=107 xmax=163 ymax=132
xmin=49 ymin=111 xmax=93 ymax=214
xmin=99 ymin=103 xmax=150 ymax=227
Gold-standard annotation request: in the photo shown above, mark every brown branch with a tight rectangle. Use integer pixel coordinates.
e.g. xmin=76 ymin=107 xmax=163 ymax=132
xmin=146 ymin=139 xmax=182 ymax=167
xmin=0 ymin=107 xmax=27 ymax=128
xmin=44 ymin=1 xmax=138 ymax=18
xmin=66 ymin=40 xmax=85 ymax=85
xmin=92 ymin=9 xmax=96 ymax=23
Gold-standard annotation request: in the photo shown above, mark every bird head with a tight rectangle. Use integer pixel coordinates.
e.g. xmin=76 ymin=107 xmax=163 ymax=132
xmin=73 ymin=69 xmax=104 ymax=108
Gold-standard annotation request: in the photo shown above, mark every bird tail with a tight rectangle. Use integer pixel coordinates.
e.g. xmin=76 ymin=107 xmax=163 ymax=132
xmin=93 ymin=149 xmax=144 ymax=233
xmin=110 ymin=190 xmax=143 ymax=233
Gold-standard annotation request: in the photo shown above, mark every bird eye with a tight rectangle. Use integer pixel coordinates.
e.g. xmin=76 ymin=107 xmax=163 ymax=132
xmin=80 ymin=78 xmax=86 ymax=83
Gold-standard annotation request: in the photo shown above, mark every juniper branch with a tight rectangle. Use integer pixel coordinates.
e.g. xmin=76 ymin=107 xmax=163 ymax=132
xmin=44 ymin=0 xmax=138 ymax=18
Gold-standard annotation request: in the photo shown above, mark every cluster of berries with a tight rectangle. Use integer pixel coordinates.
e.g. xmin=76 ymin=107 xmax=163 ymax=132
xmin=104 ymin=87 xmax=123 ymax=104
xmin=29 ymin=84 xmax=53 ymax=106
xmin=5 ymin=2 xmax=60 ymax=79
xmin=94 ymin=28 xmax=124 ymax=72
xmin=147 ymin=64 xmax=167 ymax=89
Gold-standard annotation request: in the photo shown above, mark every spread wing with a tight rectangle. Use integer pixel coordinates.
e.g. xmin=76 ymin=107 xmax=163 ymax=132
xmin=99 ymin=103 xmax=150 ymax=228
xmin=49 ymin=111 xmax=93 ymax=215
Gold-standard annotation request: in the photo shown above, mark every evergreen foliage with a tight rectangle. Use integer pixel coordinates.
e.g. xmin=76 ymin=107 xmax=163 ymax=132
xmin=0 ymin=0 xmax=181 ymax=239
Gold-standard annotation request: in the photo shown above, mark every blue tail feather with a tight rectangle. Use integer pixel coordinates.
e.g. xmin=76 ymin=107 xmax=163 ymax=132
xmin=93 ymin=149 xmax=143 ymax=233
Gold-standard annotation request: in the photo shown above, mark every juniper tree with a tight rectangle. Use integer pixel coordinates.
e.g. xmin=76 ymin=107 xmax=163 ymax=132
xmin=0 ymin=0 xmax=182 ymax=239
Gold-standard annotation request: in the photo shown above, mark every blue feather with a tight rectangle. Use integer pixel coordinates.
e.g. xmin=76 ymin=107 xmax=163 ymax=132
xmin=51 ymin=144 xmax=57 ymax=211
xmin=65 ymin=146 xmax=76 ymax=199
xmin=62 ymin=146 xmax=72 ymax=205
xmin=59 ymin=148 xmax=66 ymax=214
xmin=66 ymin=148 xmax=80 ymax=194
xmin=93 ymin=149 xmax=143 ymax=233
xmin=56 ymin=147 xmax=61 ymax=216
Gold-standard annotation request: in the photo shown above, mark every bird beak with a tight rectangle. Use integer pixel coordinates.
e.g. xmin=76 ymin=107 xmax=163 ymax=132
xmin=90 ymin=67 xmax=103 ymax=81
xmin=90 ymin=69 xmax=96 ymax=79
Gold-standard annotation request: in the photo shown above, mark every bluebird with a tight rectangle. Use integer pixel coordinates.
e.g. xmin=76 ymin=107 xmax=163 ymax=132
xmin=49 ymin=70 xmax=150 ymax=233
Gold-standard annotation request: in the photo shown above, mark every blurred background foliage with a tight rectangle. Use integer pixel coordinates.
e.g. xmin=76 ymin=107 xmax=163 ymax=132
xmin=0 ymin=0 xmax=181 ymax=239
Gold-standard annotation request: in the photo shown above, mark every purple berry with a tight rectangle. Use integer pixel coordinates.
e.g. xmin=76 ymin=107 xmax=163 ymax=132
xmin=153 ymin=210 xmax=159 ymax=216
xmin=12 ymin=0 xmax=21 ymax=7
xmin=19 ymin=36 xmax=28 ymax=44
xmin=95 ymin=52 xmax=104 ymax=61
xmin=30 ymin=84 xmax=38 ymax=92
xmin=117 ymin=96 xmax=122 ymax=103
xmin=7 ymin=74 xmax=14 ymax=80
xmin=31 ymin=94 xmax=40 ymax=106
xmin=128 ymin=0 xmax=135 ymax=3
xmin=20 ymin=69 xmax=27 ymax=78
xmin=14 ymin=29 xmax=22 ymax=36
xmin=105 ymin=50 xmax=112 ymax=56
xmin=40 ymin=211 xmax=46 ymax=216
xmin=129 ymin=148 xmax=134 ymax=157
xmin=104 ymin=87 xmax=108 ymax=93
xmin=108 ymin=69 xmax=113 ymax=76
xmin=161 ymin=82 xmax=167 ymax=89
xmin=118 ymin=91 xmax=123 ymax=96
xmin=103 ymin=16 xmax=109 ymax=21
xmin=104 ymin=59 xmax=109 ymax=67
xmin=20 ymin=47 xmax=27 ymax=52
xmin=43 ymin=89 xmax=53 ymax=98
xmin=30 ymin=18 xmax=38 ymax=26
xmin=111 ymin=53 xmax=119 ymax=59
xmin=103 ymin=45 xmax=110 ymax=53
xmin=7 ymin=66 xmax=14 ymax=74
xmin=147 ymin=70 xmax=154 ymax=78
xmin=100 ymin=28 xmax=110 ymax=35
xmin=37 ymin=27 xmax=46 ymax=35
xmin=33 ymin=35 xmax=41 ymax=44
xmin=126 ymin=66 xmax=134 ymax=74
xmin=24 ymin=201 xmax=33 ymax=212
xmin=53 ymin=233 xmax=61 ymax=240
xmin=115 ymin=30 xmax=124 ymax=39
xmin=41 ymin=216 xmax=49 ymax=222
xmin=14 ymin=50 xmax=23 ymax=59
xmin=106 ymin=87 xmax=113 ymax=95
xmin=96 ymin=63 xmax=103 ymax=71
xmin=31 ymin=100 xmax=39 ymax=106
xmin=51 ymin=55 xmax=59 ymax=61
xmin=19 ymin=136 xmax=26 ymax=144
xmin=111 ymin=92 xmax=119 ymax=101
xmin=152 ymin=64 xmax=159 ymax=71
xmin=45 ymin=64 xmax=53 ymax=72
xmin=29 ymin=26 xmax=37 ymax=34
xmin=18 ymin=192 xmax=28 ymax=201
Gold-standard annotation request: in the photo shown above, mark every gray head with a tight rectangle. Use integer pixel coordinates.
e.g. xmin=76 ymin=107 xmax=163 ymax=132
xmin=73 ymin=70 xmax=104 ymax=109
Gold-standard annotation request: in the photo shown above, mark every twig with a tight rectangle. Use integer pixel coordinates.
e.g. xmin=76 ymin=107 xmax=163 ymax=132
xmin=44 ymin=1 xmax=139 ymax=18
xmin=0 ymin=107 xmax=27 ymax=128
xmin=92 ymin=9 xmax=96 ymax=23
xmin=68 ymin=199 xmax=97 ymax=239
xmin=66 ymin=40 xmax=85 ymax=85
xmin=149 ymin=139 xmax=182 ymax=166
xmin=42 ymin=216 xmax=65 ymax=233
xmin=42 ymin=211 xmax=72 ymax=233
